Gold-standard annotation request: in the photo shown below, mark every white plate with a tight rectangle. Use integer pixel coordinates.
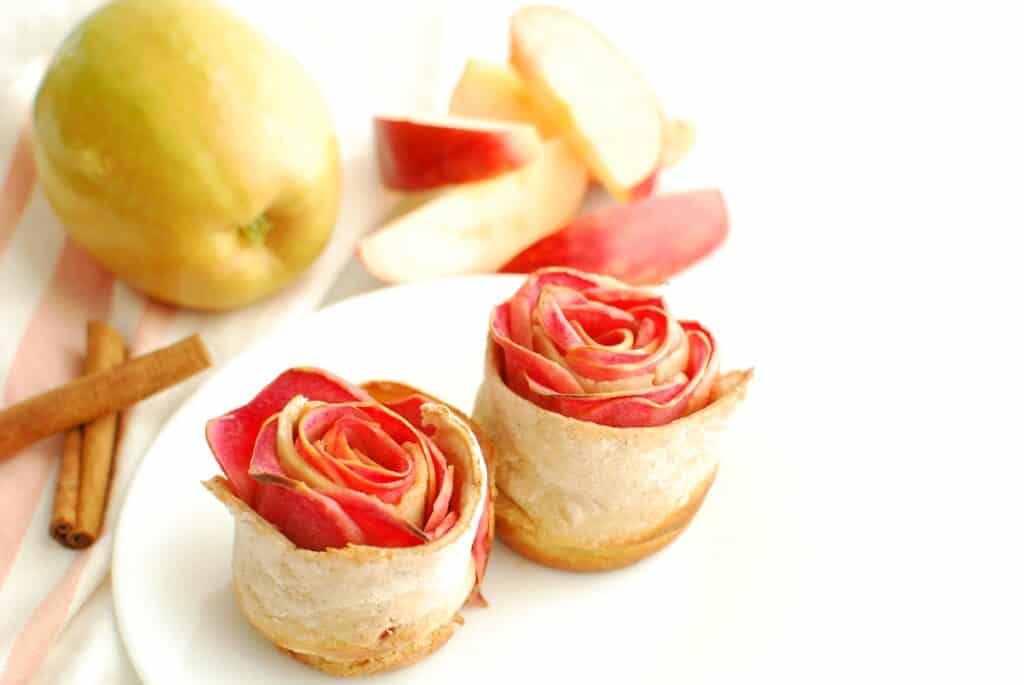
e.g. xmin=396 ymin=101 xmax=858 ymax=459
xmin=113 ymin=274 xmax=801 ymax=684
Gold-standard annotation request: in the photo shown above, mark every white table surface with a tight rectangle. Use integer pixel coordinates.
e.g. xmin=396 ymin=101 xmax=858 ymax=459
xmin=9 ymin=0 xmax=1024 ymax=682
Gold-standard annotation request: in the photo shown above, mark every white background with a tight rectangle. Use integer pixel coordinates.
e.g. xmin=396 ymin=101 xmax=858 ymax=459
xmin=3 ymin=0 xmax=1023 ymax=682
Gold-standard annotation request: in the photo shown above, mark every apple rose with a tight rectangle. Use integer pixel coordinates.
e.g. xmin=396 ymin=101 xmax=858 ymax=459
xmin=204 ymin=368 xmax=492 ymax=676
xmin=473 ymin=268 xmax=751 ymax=572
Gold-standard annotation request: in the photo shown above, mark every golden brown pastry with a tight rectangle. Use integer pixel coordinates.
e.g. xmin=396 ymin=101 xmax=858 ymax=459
xmin=473 ymin=268 xmax=750 ymax=571
xmin=205 ymin=370 xmax=492 ymax=675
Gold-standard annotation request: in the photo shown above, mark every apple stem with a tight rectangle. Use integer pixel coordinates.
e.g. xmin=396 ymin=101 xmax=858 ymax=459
xmin=240 ymin=214 xmax=272 ymax=243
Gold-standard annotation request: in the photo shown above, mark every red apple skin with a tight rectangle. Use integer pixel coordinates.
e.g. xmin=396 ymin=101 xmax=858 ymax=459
xmin=374 ymin=117 xmax=541 ymax=191
xmin=627 ymin=172 xmax=658 ymax=200
xmin=500 ymin=190 xmax=728 ymax=285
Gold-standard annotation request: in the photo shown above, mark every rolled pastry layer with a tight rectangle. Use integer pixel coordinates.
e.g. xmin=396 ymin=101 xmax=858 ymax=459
xmin=205 ymin=377 xmax=490 ymax=676
xmin=474 ymin=341 xmax=751 ymax=571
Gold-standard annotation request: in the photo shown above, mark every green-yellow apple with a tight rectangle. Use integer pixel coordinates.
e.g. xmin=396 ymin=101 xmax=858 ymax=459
xmin=33 ymin=0 xmax=341 ymax=310
xmin=510 ymin=6 xmax=664 ymax=200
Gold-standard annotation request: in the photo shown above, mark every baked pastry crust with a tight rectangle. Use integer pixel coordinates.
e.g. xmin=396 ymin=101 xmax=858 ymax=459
xmin=205 ymin=381 xmax=490 ymax=676
xmin=493 ymin=464 xmax=717 ymax=572
xmin=473 ymin=341 xmax=751 ymax=571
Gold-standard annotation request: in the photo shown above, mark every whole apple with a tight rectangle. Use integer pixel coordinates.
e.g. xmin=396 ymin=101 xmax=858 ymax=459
xmin=33 ymin=0 xmax=341 ymax=310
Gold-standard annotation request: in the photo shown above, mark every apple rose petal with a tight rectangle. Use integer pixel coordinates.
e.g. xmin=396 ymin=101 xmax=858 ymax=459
xmin=681 ymin=322 xmax=721 ymax=414
xmin=424 ymin=466 xmax=456 ymax=534
xmin=319 ymin=487 xmax=429 ymax=547
xmin=207 ymin=371 xmax=489 ymax=555
xmin=246 ymin=409 xmax=425 ymax=546
xmin=508 ymin=269 xmax=603 ymax=345
xmin=298 ymin=405 xmax=416 ymax=502
xmin=206 ymin=368 xmax=371 ymax=502
xmin=252 ymin=479 xmax=367 ymax=550
xmin=431 ymin=511 xmax=460 ymax=539
xmin=575 ymin=372 xmax=659 ymax=395
xmin=249 ymin=415 xmax=293 ymax=484
xmin=492 ymin=305 xmax=584 ymax=394
xmin=561 ymin=302 xmax=636 ymax=339
xmin=274 ymin=397 xmax=337 ymax=489
xmin=465 ymin=496 xmax=492 ymax=608
xmin=535 ymin=291 xmax=587 ymax=351
xmin=562 ymin=306 xmax=682 ymax=381
xmin=357 ymin=401 xmax=451 ymax=517
xmin=584 ymin=286 xmax=667 ymax=310
xmin=394 ymin=448 xmax=430 ymax=526
xmin=521 ymin=373 xmax=689 ymax=427
xmin=486 ymin=268 xmax=728 ymax=428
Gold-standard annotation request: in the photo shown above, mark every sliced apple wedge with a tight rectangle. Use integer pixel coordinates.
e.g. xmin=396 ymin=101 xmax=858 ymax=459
xmin=501 ymin=190 xmax=728 ymax=285
xmin=626 ymin=119 xmax=694 ymax=199
xmin=374 ymin=115 xmax=542 ymax=191
xmin=510 ymin=6 xmax=664 ymax=200
xmin=450 ymin=60 xmax=692 ymax=174
xmin=661 ymin=118 xmax=695 ymax=168
xmin=359 ymin=139 xmax=587 ymax=283
xmin=449 ymin=59 xmax=558 ymax=137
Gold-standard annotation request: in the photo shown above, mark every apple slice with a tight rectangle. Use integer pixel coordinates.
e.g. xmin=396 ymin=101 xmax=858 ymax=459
xmin=374 ymin=115 xmax=542 ymax=191
xmin=612 ymin=118 xmax=695 ymax=200
xmin=383 ymin=187 xmax=446 ymax=222
xmin=510 ymin=6 xmax=664 ymax=200
xmin=449 ymin=59 xmax=558 ymax=137
xmin=450 ymin=61 xmax=691 ymax=172
xmin=359 ymin=139 xmax=587 ymax=283
xmin=661 ymin=118 xmax=695 ymax=168
xmin=500 ymin=190 xmax=728 ymax=285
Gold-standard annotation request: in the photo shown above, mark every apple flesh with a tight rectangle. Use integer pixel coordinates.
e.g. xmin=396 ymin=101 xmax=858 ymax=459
xmin=500 ymin=190 xmax=728 ymax=285
xmin=618 ymin=118 xmax=694 ymax=201
xmin=374 ymin=115 xmax=542 ymax=191
xmin=510 ymin=6 xmax=664 ymax=200
xmin=451 ymin=60 xmax=692 ymax=175
xmin=359 ymin=139 xmax=587 ymax=283
xmin=32 ymin=0 xmax=340 ymax=310
xmin=448 ymin=59 xmax=558 ymax=137
xmin=661 ymin=118 xmax=695 ymax=168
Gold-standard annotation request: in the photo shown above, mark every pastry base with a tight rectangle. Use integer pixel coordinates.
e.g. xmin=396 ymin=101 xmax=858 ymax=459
xmin=279 ymin=620 xmax=457 ymax=677
xmin=494 ymin=464 xmax=717 ymax=572
xmin=233 ymin=573 xmax=461 ymax=677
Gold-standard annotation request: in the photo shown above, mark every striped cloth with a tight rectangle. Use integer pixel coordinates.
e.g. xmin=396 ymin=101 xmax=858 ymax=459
xmin=0 ymin=3 xmax=452 ymax=682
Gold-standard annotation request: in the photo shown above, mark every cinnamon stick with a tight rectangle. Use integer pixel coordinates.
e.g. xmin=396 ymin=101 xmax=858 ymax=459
xmin=65 ymin=322 xmax=126 ymax=548
xmin=0 ymin=334 xmax=212 ymax=460
xmin=49 ymin=427 xmax=82 ymax=543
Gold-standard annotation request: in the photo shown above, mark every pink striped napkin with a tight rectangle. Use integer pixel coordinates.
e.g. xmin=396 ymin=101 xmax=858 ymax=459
xmin=0 ymin=4 xmax=450 ymax=681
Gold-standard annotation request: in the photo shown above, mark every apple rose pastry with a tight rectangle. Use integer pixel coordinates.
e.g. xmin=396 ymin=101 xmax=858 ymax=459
xmin=203 ymin=368 xmax=492 ymax=676
xmin=473 ymin=268 xmax=751 ymax=572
